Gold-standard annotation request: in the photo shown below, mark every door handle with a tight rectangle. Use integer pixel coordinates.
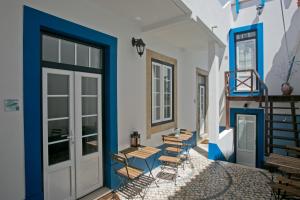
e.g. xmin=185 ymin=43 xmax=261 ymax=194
xmin=68 ymin=130 xmax=75 ymax=144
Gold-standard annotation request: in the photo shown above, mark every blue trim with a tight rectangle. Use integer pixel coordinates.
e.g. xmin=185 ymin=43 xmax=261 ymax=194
xmin=260 ymin=0 xmax=265 ymax=6
xmin=23 ymin=6 xmax=118 ymax=199
xmin=230 ymin=108 xmax=264 ymax=168
xmin=229 ymin=23 xmax=264 ymax=96
xmin=208 ymin=143 xmax=226 ymax=161
xmin=236 ymin=0 xmax=240 ymax=14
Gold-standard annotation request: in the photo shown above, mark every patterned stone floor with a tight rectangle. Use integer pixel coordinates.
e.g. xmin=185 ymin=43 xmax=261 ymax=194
xmin=117 ymin=146 xmax=272 ymax=200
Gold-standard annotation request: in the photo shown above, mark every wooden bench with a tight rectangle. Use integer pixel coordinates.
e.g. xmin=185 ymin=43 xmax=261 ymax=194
xmin=271 ymin=176 xmax=300 ymax=198
xmin=265 ymin=153 xmax=300 ymax=171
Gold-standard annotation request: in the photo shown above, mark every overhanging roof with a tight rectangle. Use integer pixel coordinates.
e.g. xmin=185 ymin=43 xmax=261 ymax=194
xmin=92 ymin=0 xmax=225 ymax=49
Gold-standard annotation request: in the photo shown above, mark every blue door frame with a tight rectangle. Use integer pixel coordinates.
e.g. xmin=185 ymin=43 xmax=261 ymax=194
xmin=230 ymin=108 xmax=264 ymax=168
xmin=23 ymin=6 xmax=118 ymax=200
xmin=229 ymin=23 xmax=264 ymax=97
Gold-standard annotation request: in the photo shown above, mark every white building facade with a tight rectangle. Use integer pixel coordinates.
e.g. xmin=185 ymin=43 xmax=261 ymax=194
xmin=0 ymin=0 xmax=299 ymax=199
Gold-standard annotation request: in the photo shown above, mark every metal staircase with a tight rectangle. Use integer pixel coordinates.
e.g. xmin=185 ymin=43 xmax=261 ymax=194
xmin=262 ymin=97 xmax=300 ymax=155
xmin=224 ymin=69 xmax=300 ymax=157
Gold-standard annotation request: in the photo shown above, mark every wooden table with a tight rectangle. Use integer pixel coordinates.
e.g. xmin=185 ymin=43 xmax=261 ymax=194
xmin=265 ymin=153 xmax=300 ymax=171
xmin=120 ymin=146 xmax=161 ymax=186
xmin=168 ymin=133 xmax=193 ymax=141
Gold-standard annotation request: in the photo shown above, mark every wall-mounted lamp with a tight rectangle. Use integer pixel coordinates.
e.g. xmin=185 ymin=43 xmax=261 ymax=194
xmin=132 ymin=37 xmax=146 ymax=57
xmin=256 ymin=4 xmax=264 ymax=15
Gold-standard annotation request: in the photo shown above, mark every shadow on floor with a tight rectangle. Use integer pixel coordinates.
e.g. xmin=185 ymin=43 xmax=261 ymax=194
xmin=116 ymin=175 xmax=155 ymax=199
xmin=193 ymin=146 xmax=208 ymax=159
xmin=168 ymin=162 xmax=232 ymax=200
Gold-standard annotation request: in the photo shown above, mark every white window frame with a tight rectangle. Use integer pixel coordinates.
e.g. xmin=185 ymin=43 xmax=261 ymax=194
xmin=151 ymin=61 xmax=173 ymax=125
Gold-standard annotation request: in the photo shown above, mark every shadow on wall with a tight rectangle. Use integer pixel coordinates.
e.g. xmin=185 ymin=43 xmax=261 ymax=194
xmin=265 ymin=9 xmax=300 ymax=95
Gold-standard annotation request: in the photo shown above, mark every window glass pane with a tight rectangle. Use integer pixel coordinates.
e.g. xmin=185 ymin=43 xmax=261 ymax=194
xmin=164 ymin=80 xmax=171 ymax=93
xmin=82 ymin=77 xmax=97 ymax=95
xmin=156 ymin=107 xmax=160 ymax=121
xmin=237 ymin=116 xmax=255 ymax=151
xmin=82 ymin=97 xmax=97 ymax=115
xmin=77 ymin=44 xmax=89 ymax=67
xmin=48 ymin=141 xmax=70 ymax=165
xmin=48 ymin=97 xmax=69 ymax=119
xmin=91 ymin=47 xmax=102 ymax=69
xmin=152 ymin=64 xmax=160 ymax=78
xmin=236 ymin=38 xmax=256 ymax=70
xmin=42 ymin=35 xmax=59 ymax=62
xmin=156 ymin=79 xmax=160 ymax=92
xmin=236 ymin=31 xmax=256 ymax=41
xmin=155 ymin=93 xmax=160 ymax=106
xmin=199 ymin=75 xmax=205 ymax=85
xmin=48 ymin=74 xmax=69 ymax=95
xmin=61 ymin=40 xmax=75 ymax=65
xmin=164 ymin=106 xmax=171 ymax=119
xmin=82 ymin=116 xmax=98 ymax=136
xmin=82 ymin=135 xmax=98 ymax=155
xmin=48 ymin=119 xmax=69 ymax=143
xmin=164 ymin=94 xmax=171 ymax=106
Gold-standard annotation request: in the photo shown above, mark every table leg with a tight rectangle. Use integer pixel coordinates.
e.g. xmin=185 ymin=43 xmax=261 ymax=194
xmin=145 ymin=159 xmax=159 ymax=187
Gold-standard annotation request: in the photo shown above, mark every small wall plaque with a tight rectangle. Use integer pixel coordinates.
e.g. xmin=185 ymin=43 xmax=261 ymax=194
xmin=4 ymin=99 xmax=20 ymax=112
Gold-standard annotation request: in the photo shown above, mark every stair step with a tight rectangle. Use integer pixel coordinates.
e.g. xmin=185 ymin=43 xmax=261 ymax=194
xmin=266 ymin=120 xmax=300 ymax=124
xmin=268 ymin=128 xmax=300 ymax=133
xmin=268 ymin=135 xmax=299 ymax=141
xmin=268 ymin=113 xmax=297 ymax=116
xmin=261 ymin=106 xmax=299 ymax=109
xmin=270 ymin=144 xmax=289 ymax=149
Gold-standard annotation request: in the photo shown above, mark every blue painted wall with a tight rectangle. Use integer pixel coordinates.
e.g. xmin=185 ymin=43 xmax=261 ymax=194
xmin=23 ymin=6 xmax=118 ymax=199
xmin=230 ymin=108 xmax=265 ymax=168
xmin=229 ymin=23 xmax=264 ymax=97
xmin=208 ymin=143 xmax=226 ymax=161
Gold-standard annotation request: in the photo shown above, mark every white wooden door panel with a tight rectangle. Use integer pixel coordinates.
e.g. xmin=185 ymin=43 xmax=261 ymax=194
xmin=236 ymin=114 xmax=256 ymax=167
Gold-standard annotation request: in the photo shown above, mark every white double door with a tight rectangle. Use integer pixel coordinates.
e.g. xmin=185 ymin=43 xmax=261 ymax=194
xmin=236 ymin=114 xmax=256 ymax=167
xmin=43 ymin=68 xmax=103 ymax=200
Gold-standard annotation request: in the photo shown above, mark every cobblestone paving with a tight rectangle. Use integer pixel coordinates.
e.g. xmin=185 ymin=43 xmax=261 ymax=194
xmin=118 ymin=148 xmax=272 ymax=200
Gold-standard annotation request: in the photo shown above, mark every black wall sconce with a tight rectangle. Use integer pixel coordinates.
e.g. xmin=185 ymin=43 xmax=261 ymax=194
xmin=132 ymin=37 xmax=146 ymax=57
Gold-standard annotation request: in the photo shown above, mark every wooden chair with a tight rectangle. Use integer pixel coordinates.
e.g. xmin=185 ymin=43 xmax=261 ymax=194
xmin=179 ymin=130 xmax=193 ymax=166
xmin=157 ymin=135 xmax=183 ymax=185
xmin=111 ymin=153 xmax=145 ymax=199
xmin=271 ymin=176 xmax=300 ymax=200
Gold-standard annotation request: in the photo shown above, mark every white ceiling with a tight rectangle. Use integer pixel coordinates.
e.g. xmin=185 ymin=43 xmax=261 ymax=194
xmin=92 ymin=0 xmax=187 ymax=27
xmin=144 ymin=19 xmax=212 ymax=49
xmin=91 ymin=0 xmax=224 ymax=50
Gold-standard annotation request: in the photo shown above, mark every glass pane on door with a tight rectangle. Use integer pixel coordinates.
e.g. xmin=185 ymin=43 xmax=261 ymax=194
xmin=81 ymin=77 xmax=98 ymax=155
xmin=47 ymin=73 xmax=71 ymax=165
xmin=235 ymin=31 xmax=257 ymax=91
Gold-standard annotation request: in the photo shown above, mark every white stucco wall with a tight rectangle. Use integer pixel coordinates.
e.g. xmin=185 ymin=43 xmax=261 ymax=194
xmin=0 ymin=0 xmax=213 ymax=199
xmin=229 ymin=0 xmax=300 ymax=95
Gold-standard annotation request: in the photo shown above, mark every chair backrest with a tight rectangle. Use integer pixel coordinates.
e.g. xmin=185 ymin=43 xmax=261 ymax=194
xmin=181 ymin=130 xmax=193 ymax=136
xmin=162 ymin=135 xmax=182 ymax=143
xmin=112 ymin=153 xmax=128 ymax=165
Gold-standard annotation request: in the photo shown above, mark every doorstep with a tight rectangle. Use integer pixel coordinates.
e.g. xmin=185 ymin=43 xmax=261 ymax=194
xmin=79 ymin=187 xmax=112 ymax=200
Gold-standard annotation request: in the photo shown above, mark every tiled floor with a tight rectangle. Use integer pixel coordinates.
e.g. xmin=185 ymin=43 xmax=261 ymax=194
xmin=116 ymin=146 xmax=272 ymax=200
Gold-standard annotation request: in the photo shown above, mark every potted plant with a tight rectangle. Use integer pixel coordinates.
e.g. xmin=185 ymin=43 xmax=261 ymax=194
xmin=281 ymin=54 xmax=298 ymax=95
